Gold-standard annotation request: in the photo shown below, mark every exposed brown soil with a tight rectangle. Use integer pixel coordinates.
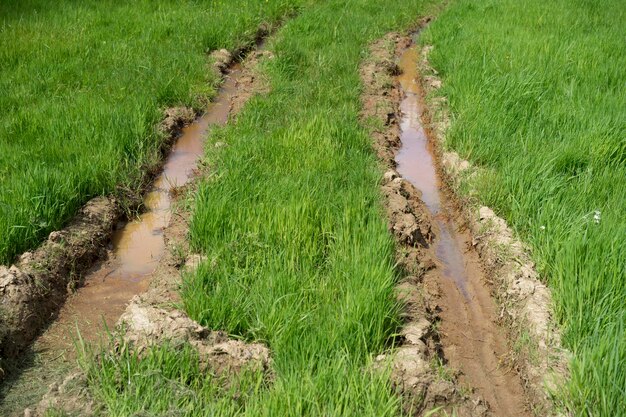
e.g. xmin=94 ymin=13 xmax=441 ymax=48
xmin=2 ymin=38 xmax=275 ymax=417
xmin=0 ymin=22 xmax=264 ymax=378
xmin=0 ymin=107 xmax=197 ymax=377
xmin=0 ymin=198 xmax=121 ymax=364
xmin=362 ymin=32 xmax=486 ymax=416
xmin=360 ymin=30 xmax=549 ymax=416
xmin=120 ymin=299 xmax=272 ymax=377
xmin=417 ymin=45 xmax=569 ymax=414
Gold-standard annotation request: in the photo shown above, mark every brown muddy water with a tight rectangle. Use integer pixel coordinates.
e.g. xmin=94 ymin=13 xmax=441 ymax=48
xmin=396 ymin=46 xmax=530 ymax=416
xmin=1 ymin=65 xmax=242 ymax=415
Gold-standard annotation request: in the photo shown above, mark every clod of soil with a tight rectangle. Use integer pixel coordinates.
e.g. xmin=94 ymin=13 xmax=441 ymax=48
xmin=119 ymin=298 xmax=272 ymax=377
xmin=160 ymin=106 xmax=196 ymax=135
xmin=210 ymin=49 xmax=234 ymax=74
xmin=382 ymin=172 xmax=435 ymax=249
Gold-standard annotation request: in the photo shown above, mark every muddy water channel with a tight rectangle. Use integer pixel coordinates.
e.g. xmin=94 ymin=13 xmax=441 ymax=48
xmin=39 ymin=67 xmax=239 ymax=349
xmin=0 ymin=66 xmax=244 ymax=415
xmin=396 ymin=47 xmax=530 ymax=416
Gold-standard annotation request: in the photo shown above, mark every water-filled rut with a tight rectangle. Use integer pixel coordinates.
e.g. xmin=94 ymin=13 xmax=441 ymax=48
xmin=396 ymin=46 xmax=530 ymax=416
xmin=33 ymin=65 xmax=242 ymax=352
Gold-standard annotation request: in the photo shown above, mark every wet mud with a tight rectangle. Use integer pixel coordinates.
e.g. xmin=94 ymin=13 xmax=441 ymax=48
xmin=417 ymin=44 xmax=567 ymax=414
xmin=0 ymin=43 xmax=273 ymax=416
xmin=34 ymin=65 xmax=242 ymax=353
xmin=1 ymin=43 xmax=276 ymax=416
xmin=396 ymin=42 xmax=530 ymax=417
xmin=361 ymin=30 xmax=537 ymax=416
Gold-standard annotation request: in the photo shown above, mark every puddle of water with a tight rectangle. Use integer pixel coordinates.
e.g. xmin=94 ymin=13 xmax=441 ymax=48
xmin=395 ymin=45 xmax=529 ymax=416
xmin=112 ymin=72 xmax=237 ymax=277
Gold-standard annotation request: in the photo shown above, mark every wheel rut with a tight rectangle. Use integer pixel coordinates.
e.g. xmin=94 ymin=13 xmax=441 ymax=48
xmin=395 ymin=44 xmax=530 ymax=416
xmin=0 ymin=41 xmax=273 ymax=416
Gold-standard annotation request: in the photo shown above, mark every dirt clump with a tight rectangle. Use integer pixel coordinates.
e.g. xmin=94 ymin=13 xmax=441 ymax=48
xmin=210 ymin=48 xmax=234 ymax=74
xmin=119 ymin=298 xmax=271 ymax=377
xmin=382 ymin=171 xmax=435 ymax=249
xmin=160 ymin=106 xmax=196 ymax=136
xmin=359 ymin=33 xmax=409 ymax=166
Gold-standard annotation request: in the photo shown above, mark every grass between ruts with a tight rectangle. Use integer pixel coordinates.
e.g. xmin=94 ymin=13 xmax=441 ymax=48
xmin=81 ymin=0 xmax=439 ymax=415
xmin=421 ymin=0 xmax=625 ymax=414
xmin=0 ymin=0 xmax=302 ymax=265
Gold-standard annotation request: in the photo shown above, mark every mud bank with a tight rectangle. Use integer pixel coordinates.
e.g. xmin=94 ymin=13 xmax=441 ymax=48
xmin=416 ymin=44 xmax=568 ymax=413
xmin=15 ymin=41 xmax=273 ymax=416
xmin=360 ymin=28 xmax=561 ymax=416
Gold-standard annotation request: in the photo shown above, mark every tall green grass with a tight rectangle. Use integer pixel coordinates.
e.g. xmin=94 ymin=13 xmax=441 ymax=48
xmin=82 ymin=0 xmax=438 ymax=415
xmin=0 ymin=0 xmax=301 ymax=265
xmin=422 ymin=0 xmax=625 ymax=414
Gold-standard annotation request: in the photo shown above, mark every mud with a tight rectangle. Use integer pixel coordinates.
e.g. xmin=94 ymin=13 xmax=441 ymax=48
xmin=0 ymin=198 xmax=120 ymax=364
xmin=396 ymin=43 xmax=532 ymax=416
xmin=418 ymin=44 xmax=568 ymax=413
xmin=360 ymin=30 xmax=545 ymax=416
xmin=3 ymin=38 xmax=275 ymax=417
xmin=362 ymin=33 xmax=485 ymax=416
xmin=119 ymin=299 xmax=271 ymax=377
xmin=21 ymin=63 xmax=243 ymax=364
xmin=36 ymin=45 xmax=278 ymax=354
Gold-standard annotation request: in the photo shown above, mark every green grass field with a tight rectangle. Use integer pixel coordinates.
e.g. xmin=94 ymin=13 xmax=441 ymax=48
xmin=422 ymin=0 xmax=625 ymax=414
xmin=81 ymin=0 xmax=439 ymax=415
xmin=3 ymin=0 xmax=624 ymax=415
xmin=0 ymin=0 xmax=301 ymax=265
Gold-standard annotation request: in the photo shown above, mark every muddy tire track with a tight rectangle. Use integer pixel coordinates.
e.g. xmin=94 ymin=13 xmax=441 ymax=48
xmin=416 ymin=44 xmax=569 ymax=415
xmin=2 ymin=38 xmax=276 ymax=417
xmin=361 ymin=29 xmax=542 ymax=416
xmin=0 ymin=21 xmax=284 ymax=378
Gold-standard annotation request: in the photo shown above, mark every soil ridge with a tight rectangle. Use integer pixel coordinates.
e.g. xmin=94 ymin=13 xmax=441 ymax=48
xmin=417 ymin=43 xmax=569 ymax=414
